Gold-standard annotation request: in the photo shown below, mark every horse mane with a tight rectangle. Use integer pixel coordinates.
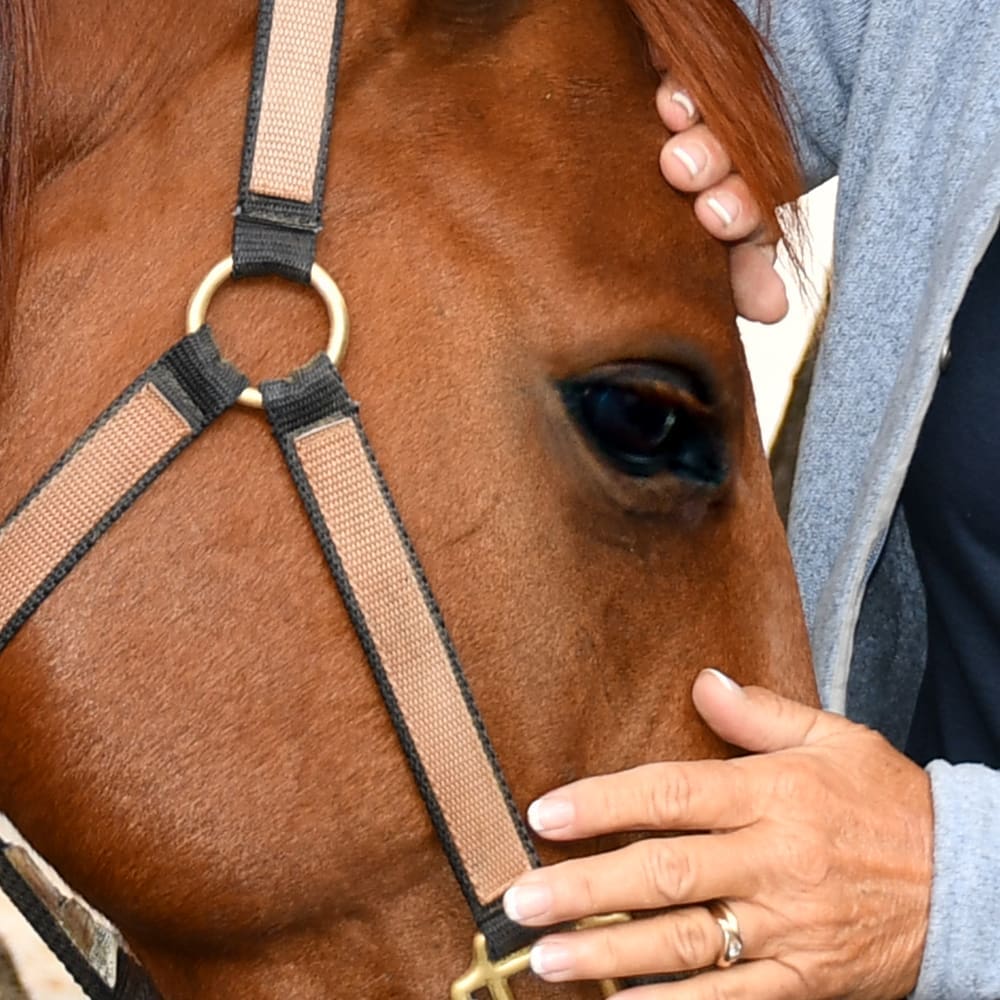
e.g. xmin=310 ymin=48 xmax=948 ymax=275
xmin=0 ymin=0 xmax=34 ymax=375
xmin=628 ymin=0 xmax=804 ymax=258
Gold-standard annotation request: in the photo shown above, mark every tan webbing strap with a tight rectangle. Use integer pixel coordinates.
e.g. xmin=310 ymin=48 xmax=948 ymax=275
xmin=296 ymin=419 xmax=532 ymax=902
xmin=0 ymin=387 xmax=188 ymax=630
xmin=263 ymin=358 xmax=539 ymax=959
xmin=233 ymin=0 xmax=345 ymax=281
xmin=0 ymin=329 xmax=248 ymax=653
xmin=248 ymin=0 xmax=342 ymax=202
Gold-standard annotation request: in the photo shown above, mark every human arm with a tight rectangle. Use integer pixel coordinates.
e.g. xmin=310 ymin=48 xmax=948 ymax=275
xmin=729 ymin=0 xmax=873 ymax=189
xmin=913 ymin=762 xmax=1000 ymax=999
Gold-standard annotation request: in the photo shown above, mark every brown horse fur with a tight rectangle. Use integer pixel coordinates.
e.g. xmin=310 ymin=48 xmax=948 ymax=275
xmin=0 ymin=1 xmax=816 ymax=997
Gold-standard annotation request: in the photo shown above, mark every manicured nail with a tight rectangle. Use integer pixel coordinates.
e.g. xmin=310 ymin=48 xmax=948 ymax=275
xmin=504 ymin=883 xmax=553 ymax=922
xmin=530 ymin=941 xmax=575 ymax=978
xmin=671 ymin=90 xmax=697 ymax=120
xmin=706 ymin=194 xmax=739 ymax=228
xmin=527 ymin=796 xmax=575 ymax=833
xmin=670 ymin=143 xmax=706 ymax=178
xmin=705 ymin=195 xmax=737 ymax=228
xmin=705 ymin=668 xmax=743 ymax=694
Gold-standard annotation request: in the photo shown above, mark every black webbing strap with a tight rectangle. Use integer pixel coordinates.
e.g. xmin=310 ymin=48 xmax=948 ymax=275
xmin=261 ymin=356 xmax=540 ymax=962
xmin=232 ymin=0 xmax=346 ymax=282
xmin=0 ymin=843 xmax=161 ymax=999
xmin=112 ymin=952 xmax=162 ymax=1000
xmin=0 ymin=843 xmax=113 ymax=1000
xmin=0 ymin=328 xmax=248 ymax=655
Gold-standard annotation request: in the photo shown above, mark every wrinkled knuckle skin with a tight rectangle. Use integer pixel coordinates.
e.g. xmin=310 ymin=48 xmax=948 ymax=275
xmin=688 ymin=979 xmax=733 ymax=1000
xmin=598 ymin=784 xmax=622 ymax=830
xmin=660 ymin=913 xmax=713 ymax=970
xmin=641 ymin=842 xmax=696 ymax=905
xmin=782 ymin=834 xmax=832 ymax=892
xmin=773 ymin=765 xmax=806 ymax=805
xmin=649 ymin=768 xmax=692 ymax=827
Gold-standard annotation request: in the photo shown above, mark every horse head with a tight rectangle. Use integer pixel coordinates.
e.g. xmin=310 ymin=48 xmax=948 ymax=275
xmin=0 ymin=1 xmax=814 ymax=995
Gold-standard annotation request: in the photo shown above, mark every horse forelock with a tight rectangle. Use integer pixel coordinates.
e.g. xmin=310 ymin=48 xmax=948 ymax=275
xmin=0 ymin=0 xmax=34 ymax=376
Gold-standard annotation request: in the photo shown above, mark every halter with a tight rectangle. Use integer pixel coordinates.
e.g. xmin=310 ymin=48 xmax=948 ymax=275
xmin=0 ymin=3 xmax=629 ymax=996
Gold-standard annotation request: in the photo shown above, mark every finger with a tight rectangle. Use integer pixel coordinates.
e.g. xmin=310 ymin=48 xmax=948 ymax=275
xmin=693 ymin=669 xmax=842 ymax=754
xmin=660 ymin=125 xmax=733 ymax=193
xmin=610 ymin=960 xmax=804 ymax=1000
xmin=503 ymin=834 xmax=763 ymax=927
xmin=656 ymin=77 xmax=701 ymax=131
xmin=526 ymin=760 xmax=758 ymax=840
xmin=692 ymin=175 xmax=765 ymax=242
xmin=528 ymin=902 xmax=766 ymax=984
xmin=730 ymin=243 xmax=789 ymax=323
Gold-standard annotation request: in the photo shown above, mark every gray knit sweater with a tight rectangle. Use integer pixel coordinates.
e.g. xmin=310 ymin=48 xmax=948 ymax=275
xmin=734 ymin=0 xmax=1000 ymax=995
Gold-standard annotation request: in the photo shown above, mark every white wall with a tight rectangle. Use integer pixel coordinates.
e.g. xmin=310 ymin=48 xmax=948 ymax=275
xmin=741 ymin=179 xmax=838 ymax=450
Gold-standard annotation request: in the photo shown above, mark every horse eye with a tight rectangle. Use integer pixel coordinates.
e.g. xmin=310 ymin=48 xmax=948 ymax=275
xmin=560 ymin=366 xmax=727 ymax=485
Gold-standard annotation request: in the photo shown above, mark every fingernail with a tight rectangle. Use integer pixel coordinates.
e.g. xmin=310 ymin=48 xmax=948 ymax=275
xmin=705 ymin=668 xmax=743 ymax=694
xmin=706 ymin=194 xmax=739 ymax=228
xmin=670 ymin=143 xmax=706 ymax=178
xmin=670 ymin=90 xmax=696 ymax=120
xmin=504 ymin=883 xmax=553 ymax=922
xmin=530 ymin=941 xmax=574 ymax=978
xmin=527 ymin=796 xmax=575 ymax=833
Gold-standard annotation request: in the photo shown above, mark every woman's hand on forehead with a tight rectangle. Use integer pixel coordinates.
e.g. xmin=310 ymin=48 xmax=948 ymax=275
xmin=656 ymin=75 xmax=790 ymax=325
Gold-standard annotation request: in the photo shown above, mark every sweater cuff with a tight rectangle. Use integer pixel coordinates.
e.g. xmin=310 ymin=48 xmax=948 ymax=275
xmin=913 ymin=761 xmax=1000 ymax=999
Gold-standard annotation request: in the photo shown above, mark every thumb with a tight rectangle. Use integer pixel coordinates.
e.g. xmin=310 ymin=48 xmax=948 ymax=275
xmin=692 ymin=668 xmax=841 ymax=753
xmin=729 ymin=241 xmax=789 ymax=324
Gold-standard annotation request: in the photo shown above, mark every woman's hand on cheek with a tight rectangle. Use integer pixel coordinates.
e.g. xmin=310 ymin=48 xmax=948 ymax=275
xmin=504 ymin=669 xmax=933 ymax=999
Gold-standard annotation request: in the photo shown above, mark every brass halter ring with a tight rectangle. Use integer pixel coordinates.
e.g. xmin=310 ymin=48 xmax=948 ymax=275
xmin=186 ymin=256 xmax=350 ymax=409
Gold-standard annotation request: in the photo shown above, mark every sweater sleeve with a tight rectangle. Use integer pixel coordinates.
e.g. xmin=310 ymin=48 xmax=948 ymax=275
xmin=912 ymin=761 xmax=1000 ymax=999
xmin=733 ymin=0 xmax=873 ymax=187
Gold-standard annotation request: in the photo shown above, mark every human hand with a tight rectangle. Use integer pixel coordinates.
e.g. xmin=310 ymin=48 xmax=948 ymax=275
xmin=503 ymin=669 xmax=933 ymax=999
xmin=657 ymin=79 xmax=790 ymax=324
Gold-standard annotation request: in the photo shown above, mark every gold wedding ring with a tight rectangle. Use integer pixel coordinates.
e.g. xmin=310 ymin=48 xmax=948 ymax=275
xmin=706 ymin=900 xmax=744 ymax=969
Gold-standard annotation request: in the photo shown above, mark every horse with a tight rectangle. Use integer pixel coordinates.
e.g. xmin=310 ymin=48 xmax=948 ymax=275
xmin=0 ymin=0 xmax=816 ymax=996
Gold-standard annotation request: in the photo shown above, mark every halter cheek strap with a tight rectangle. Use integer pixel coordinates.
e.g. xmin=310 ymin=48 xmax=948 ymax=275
xmin=0 ymin=327 xmax=245 ymax=999
xmin=262 ymin=358 xmax=540 ymax=962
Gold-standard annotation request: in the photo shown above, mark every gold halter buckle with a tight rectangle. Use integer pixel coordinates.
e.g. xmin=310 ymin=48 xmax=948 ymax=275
xmin=450 ymin=914 xmax=630 ymax=999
